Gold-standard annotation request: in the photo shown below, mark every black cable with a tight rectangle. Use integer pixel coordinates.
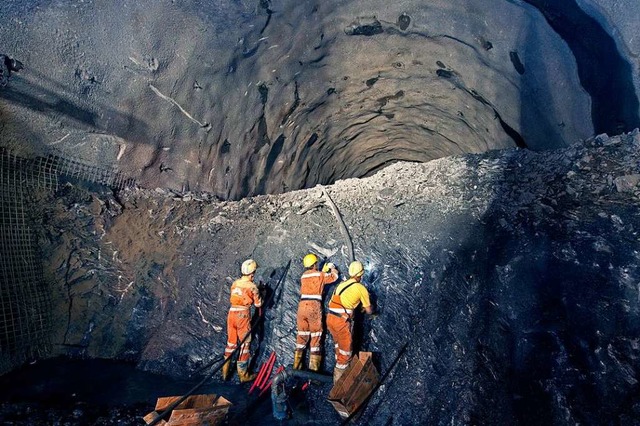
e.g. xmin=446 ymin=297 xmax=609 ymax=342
xmin=189 ymin=355 xmax=224 ymax=378
xmin=147 ymin=260 xmax=292 ymax=426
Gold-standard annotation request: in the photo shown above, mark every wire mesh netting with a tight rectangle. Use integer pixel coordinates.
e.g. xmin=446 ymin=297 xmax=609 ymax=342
xmin=32 ymin=152 xmax=135 ymax=191
xmin=0 ymin=148 xmax=134 ymax=374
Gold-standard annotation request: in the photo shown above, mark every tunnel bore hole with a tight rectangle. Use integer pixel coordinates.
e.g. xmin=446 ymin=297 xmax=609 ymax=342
xmin=310 ymin=131 xmax=464 ymax=186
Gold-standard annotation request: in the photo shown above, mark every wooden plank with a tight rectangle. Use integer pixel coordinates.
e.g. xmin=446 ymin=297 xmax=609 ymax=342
xmin=156 ymin=394 xmax=218 ymax=411
xmin=330 ymin=353 xmax=365 ymax=400
xmin=143 ymin=411 xmax=168 ymax=425
xmin=327 ymin=352 xmax=380 ymax=418
xmin=344 ymin=355 xmax=378 ymax=411
xmin=328 ymin=356 xmax=361 ymax=399
xmin=148 ymin=394 xmax=232 ymax=426
xmin=168 ymin=407 xmax=231 ymax=426
xmin=329 ymin=400 xmax=351 ymax=418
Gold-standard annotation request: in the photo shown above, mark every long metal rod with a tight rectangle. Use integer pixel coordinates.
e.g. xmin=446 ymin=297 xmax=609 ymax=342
xmin=147 ymin=260 xmax=291 ymax=426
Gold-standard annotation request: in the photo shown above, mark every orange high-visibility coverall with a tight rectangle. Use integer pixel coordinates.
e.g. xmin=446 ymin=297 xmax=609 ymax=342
xmin=296 ymin=269 xmax=339 ymax=354
xmin=327 ymin=279 xmax=371 ymax=371
xmin=225 ymin=276 xmax=262 ymax=362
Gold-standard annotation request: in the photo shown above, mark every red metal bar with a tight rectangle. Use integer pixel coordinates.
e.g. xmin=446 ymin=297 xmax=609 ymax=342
xmin=249 ymin=352 xmax=273 ymax=394
xmin=256 ymin=353 xmax=277 ymax=390
xmin=258 ymin=366 xmax=285 ymax=397
xmin=249 ymin=352 xmax=275 ymax=394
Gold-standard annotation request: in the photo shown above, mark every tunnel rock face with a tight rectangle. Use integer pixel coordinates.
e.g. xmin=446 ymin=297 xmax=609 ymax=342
xmin=37 ymin=132 xmax=640 ymax=424
xmin=2 ymin=2 xmax=640 ymax=423
xmin=3 ymin=0 xmax=638 ymax=199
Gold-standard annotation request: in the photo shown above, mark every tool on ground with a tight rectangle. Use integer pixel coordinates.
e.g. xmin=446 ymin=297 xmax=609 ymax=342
xmin=146 ymin=260 xmax=291 ymax=426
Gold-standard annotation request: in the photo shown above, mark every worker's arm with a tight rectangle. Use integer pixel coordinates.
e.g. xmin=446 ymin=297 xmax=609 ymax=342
xmin=321 ymin=263 xmax=339 ymax=283
xmin=251 ymin=284 xmax=263 ymax=317
xmin=358 ymin=284 xmax=374 ymax=315
xmin=251 ymin=283 xmax=263 ymax=308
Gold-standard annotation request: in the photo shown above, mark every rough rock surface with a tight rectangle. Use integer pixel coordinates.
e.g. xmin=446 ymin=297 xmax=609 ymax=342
xmin=577 ymin=0 xmax=640 ymax=102
xmin=35 ymin=131 xmax=640 ymax=424
xmin=2 ymin=0 xmax=638 ymax=199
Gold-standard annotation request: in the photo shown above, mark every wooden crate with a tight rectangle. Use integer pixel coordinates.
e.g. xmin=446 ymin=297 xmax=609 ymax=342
xmin=327 ymin=352 xmax=380 ymax=418
xmin=143 ymin=394 xmax=232 ymax=426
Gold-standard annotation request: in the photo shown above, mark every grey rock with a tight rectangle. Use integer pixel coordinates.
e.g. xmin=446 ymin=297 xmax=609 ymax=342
xmin=614 ymin=174 xmax=640 ymax=192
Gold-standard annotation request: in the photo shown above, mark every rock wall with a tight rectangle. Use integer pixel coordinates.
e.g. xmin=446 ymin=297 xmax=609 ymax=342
xmin=38 ymin=131 xmax=640 ymax=424
xmin=4 ymin=0 xmax=636 ymax=199
xmin=579 ymin=0 xmax=640 ymax=107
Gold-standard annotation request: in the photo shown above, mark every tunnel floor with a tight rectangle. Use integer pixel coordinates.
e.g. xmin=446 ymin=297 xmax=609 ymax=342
xmin=0 ymin=357 xmax=337 ymax=425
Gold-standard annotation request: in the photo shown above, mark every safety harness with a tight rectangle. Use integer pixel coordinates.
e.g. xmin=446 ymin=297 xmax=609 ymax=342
xmin=328 ymin=279 xmax=357 ymax=320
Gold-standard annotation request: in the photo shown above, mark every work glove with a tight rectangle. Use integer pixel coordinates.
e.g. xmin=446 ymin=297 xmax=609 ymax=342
xmin=322 ymin=262 xmax=335 ymax=273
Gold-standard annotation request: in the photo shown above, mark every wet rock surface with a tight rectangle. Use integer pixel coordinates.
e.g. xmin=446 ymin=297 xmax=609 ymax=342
xmin=5 ymin=0 xmax=639 ymax=198
xmin=30 ymin=131 xmax=640 ymax=424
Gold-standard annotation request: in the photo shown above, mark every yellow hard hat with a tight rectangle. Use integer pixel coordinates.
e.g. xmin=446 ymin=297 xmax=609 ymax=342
xmin=241 ymin=259 xmax=258 ymax=275
xmin=303 ymin=253 xmax=318 ymax=268
xmin=348 ymin=261 xmax=365 ymax=278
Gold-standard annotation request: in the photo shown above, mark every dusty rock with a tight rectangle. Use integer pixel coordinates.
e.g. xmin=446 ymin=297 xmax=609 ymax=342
xmin=614 ymin=174 xmax=640 ymax=192
xmin=33 ymin=131 xmax=640 ymax=425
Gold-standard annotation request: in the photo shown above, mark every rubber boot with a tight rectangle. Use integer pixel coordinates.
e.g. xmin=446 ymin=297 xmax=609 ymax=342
xmin=333 ymin=367 xmax=346 ymax=383
xmin=293 ymin=350 xmax=304 ymax=370
xmin=309 ymin=354 xmax=322 ymax=372
xmin=237 ymin=361 xmax=257 ymax=383
xmin=221 ymin=358 xmax=233 ymax=381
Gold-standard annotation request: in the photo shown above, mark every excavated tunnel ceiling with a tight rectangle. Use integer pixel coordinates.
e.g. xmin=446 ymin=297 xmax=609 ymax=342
xmin=0 ymin=0 xmax=639 ymax=199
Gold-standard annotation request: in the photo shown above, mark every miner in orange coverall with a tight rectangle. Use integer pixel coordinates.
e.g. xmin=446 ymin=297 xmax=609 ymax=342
xmin=221 ymin=259 xmax=263 ymax=382
xmin=327 ymin=260 xmax=374 ymax=382
xmin=293 ymin=254 xmax=339 ymax=371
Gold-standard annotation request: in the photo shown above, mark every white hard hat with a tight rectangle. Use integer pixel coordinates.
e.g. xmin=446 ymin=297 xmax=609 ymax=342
xmin=241 ymin=259 xmax=257 ymax=275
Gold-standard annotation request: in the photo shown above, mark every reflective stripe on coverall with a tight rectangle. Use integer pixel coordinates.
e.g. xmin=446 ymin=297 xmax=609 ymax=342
xmin=326 ymin=279 xmax=360 ymax=370
xmin=225 ymin=276 xmax=262 ymax=362
xmin=296 ymin=269 xmax=338 ymax=353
